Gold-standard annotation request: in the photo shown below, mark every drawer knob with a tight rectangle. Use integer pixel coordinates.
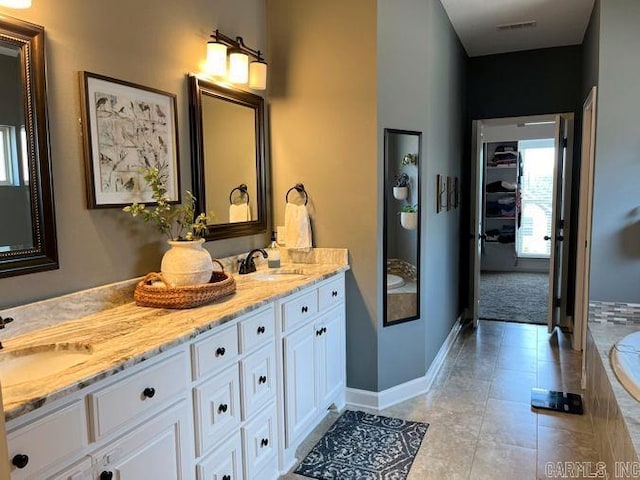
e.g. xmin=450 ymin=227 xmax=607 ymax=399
xmin=316 ymin=329 xmax=322 ymax=336
xmin=142 ymin=387 xmax=156 ymax=399
xmin=257 ymin=325 xmax=266 ymax=334
xmin=322 ymin=327 xmax=327 ymax=334
xmin=12 ymin=454 xmax=29 ymax=469
xmin=258 ymin=375 xmax=267 ymax=384
xmin=100 ymin=472 xmax=114 ymax=480
xmin=332 ymin=290 xmax=338 ymax=297
xmin=222 ymin=476 xmax=231 ymax=480
xmin=218 ymin=403 xmax=228 ymax=414
xmin=260 ymin=437 xmax=269 ymax=447
xmin=216 ymin=347 xmax=226 ymax=357
xmin=301 ymin=305 xmax=308 ymax=313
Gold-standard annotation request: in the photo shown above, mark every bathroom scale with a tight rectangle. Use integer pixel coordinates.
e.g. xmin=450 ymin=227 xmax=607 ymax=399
xmin=531 ymin=388 xmax=584 ymax=415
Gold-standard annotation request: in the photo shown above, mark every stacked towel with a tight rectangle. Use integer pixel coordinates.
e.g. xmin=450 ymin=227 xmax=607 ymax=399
xmin=229 ymin=203 xmax=251 ymax=223
xmin=284 ymin=202 xmax=312 ymax=250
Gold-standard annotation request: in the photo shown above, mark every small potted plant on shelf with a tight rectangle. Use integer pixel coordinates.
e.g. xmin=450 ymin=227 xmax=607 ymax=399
xmin=393 ymin=173 xmax=410 ymax=200
xmin=123 ymin=166 xmax=212 ymax=287
xmin=399 ymin=203 xmax=418 ymax=230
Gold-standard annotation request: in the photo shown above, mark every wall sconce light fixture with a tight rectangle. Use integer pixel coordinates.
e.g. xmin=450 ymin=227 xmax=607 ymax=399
xmin=205 ymin=29 xmax=267 ymax=90
xmin=0 ymin=0 xmax=31 ymax=7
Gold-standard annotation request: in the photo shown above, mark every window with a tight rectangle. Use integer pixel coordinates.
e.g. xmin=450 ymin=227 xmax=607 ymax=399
xmin=517 ymin=138 xmax=555 ymax=258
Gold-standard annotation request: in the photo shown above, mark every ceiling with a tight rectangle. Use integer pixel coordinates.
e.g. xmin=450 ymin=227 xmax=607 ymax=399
xmin=440 ymin=0 xmax=595 ymax=57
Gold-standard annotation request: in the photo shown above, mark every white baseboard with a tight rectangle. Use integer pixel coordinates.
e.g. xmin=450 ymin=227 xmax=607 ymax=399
xmin=346 ymin=315 xmax=464 ymax=411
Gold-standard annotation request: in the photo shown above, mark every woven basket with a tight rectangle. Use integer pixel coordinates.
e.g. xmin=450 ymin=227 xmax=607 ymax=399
xmin=134 ymin=259 xmax=236 ymax=309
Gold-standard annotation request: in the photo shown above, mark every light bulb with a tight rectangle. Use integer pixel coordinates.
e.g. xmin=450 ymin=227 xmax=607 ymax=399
xmin=249 ymin=60 xmax=267 ymax=90
xmin=228 ymin=50 xmax=249 ymax=84
xmin=0 ymin=0 xmax=31 ymax=7
xmin=205 ymin=42 xmax=227 ymax=77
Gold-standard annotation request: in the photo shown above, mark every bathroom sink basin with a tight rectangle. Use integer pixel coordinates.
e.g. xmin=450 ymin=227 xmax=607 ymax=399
xmin=0 ymin=343 xmax=93 ymax=387
xmin=250 ymin=269 xmax=309 ymax=282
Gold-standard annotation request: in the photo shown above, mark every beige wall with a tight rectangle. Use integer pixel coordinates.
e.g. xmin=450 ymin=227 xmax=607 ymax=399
xmin=267 ymin=0 xmax=379 ymax=390
xmin=0 ymin=0 xmax=268 ymax=308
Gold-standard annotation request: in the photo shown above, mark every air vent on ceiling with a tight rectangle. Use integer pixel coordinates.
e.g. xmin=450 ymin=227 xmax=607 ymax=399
xmin=496 ymin=20 xmax=537 ymax=31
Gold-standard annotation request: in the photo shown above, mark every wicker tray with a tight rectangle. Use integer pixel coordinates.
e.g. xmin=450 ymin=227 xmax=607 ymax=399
xmin=134 ymin=260 xmax=236 ymax=309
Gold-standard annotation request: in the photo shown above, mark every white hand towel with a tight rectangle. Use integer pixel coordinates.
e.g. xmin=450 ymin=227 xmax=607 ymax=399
xmin=284 ymin=202 xmax=312 ymax=250
xmin=229 ymin=203 xmax=251 ymax=223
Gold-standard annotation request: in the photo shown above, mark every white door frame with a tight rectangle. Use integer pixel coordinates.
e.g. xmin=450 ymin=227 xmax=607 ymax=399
xmin=576 ymin=87 xmax=598 ymax=364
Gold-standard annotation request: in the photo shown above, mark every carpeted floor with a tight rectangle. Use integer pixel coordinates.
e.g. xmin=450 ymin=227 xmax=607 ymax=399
xmin=479 ymin=272 xmax=549 ymax=324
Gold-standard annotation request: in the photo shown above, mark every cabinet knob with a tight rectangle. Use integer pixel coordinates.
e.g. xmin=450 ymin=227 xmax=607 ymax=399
xmin=100 ymin=472 xmax=114 ymax=480
xmin=332 ymin=290 xmax=338 ymax=297
xmin=258 ymin=375 xmax=267 ymax=384
xmin=12 ymin=454 xmax=29 ymax=469
xmin=216 ymin=346 xmax=226 ymax=357
xmin=260 ymin=437 xmax=269 ymax=447
xmin=301 ymin=305 xmax=308 ymax=313
xmin=257 ymin=325 xmax=266 ymax=334
xmin=222 ymin=476 xmax=231 ymax=480
xmin=142 ymin=387 xmax=156 ymax=399
xmin=218 ymin=403 xmax=228 ymax=413
xmin=322 ymin=327 xmax=327 ymax=334
xmin=316 ymin=329 xmax=322 ymax=336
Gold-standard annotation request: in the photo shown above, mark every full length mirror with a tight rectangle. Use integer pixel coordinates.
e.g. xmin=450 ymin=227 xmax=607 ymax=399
xmin=188 ymin=74 xmax=266 ymax=240
xmin=383 ymin=129 xmax=421 ymax=326
xmin=0 ymin=16 xmax=57 ymax=278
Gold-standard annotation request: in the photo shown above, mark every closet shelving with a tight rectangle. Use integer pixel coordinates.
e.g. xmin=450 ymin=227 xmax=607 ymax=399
xmin=482 ymin=141 xmax=521 ymax=271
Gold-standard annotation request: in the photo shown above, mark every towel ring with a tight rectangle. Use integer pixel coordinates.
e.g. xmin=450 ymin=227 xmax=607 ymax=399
xmin=285 ymin=183 xmax=308 ymax=205
xmin=229 ymin=184 xmax=250 ymax=205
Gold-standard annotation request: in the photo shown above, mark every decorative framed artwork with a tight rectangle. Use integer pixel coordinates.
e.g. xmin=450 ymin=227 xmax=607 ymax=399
xmin=436 ymin=174 xmax=447 ymax=213
xmin=80 ymin=72 xmax=180 ymax=208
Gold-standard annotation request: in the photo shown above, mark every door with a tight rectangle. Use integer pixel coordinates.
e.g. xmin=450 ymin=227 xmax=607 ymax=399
xmin=283 ymin=324 xmax=316 ymax=447
xmin=315 ymin=310 xmax=345 ymax=408
xmin=469 ymin=120 xmax=484 ymax=327
xmin=547 ymin=116 xmax=567 ymax=332
xmin=575 ymin=87 xmax=597 ymax=362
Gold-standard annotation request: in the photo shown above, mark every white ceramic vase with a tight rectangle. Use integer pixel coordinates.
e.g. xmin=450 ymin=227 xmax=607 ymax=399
xmin=161 ymin=238 xmax=213 ymax=287
xmin=393 ymin=186 xmax=409 ymax=200
xmin=400 ymin=211 xmax=418 ymax=230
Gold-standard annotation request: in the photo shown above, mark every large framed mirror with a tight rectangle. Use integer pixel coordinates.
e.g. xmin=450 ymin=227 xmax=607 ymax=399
xmin=383 ymin=129 xmax=421 ymax=326
xmin=0 ymin=15 xmax=57 ymax=278
xmin=188 ymin=75 xmax=266 ymax=240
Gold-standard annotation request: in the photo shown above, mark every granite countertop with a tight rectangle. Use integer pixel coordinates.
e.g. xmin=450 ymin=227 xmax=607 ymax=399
xmin=1 ymin=260 xmax=349 ymax=422
xmin=588 ymin=320 xmax=640 ymax=455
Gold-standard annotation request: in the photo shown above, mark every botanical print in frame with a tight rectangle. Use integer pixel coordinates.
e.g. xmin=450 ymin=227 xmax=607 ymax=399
xmin=80 ymin=72 xmax=180 ymax=208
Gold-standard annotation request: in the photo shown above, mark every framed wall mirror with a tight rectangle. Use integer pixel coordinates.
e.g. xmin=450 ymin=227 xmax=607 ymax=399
xmin=0 ymin=15 xmax=57 ymax=278
xmin=188 ymin=75 xmax=266 ymax=240
xmin=383 ymin=128 xmax=421 ymax=326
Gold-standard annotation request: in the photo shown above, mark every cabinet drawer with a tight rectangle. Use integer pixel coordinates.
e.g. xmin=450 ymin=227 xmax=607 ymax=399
xmin=197 ymin=431 xmax=244 ymax=480
xmin=281 ymin=289 xmax=318 ymax=333
xmin=89 ymin=352 xmax=188 ymax=439
xmin=240 ymin=344 xmax=276 ymax=421
xmin=318 ymin=276 xmax=345 ymax=311
xmin=241 ymin=402 xmax=277 ymax=480
xmin=192 ymin=324 xmax=239 ymax=380
xmin=194 ymin=364 xmax=242 ymax=456
xmin=48 ymin=457 xmax=92 ymax=480
xmin=7 ymin=401 xmax=87 ymax=480
xmin=239 ymin=305 xmax=275 ymax=354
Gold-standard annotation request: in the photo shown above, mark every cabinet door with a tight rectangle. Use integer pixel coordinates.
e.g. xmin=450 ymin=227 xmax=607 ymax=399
xmin=283 ymin=323 xmax=316 ymax=447
xmin=92 ymin=400 xmax=193 ymax=480
xmin=315 ymin=309 xmax=345 ymax=409
xmin=196 ymin=431 xmax=244 ymax=480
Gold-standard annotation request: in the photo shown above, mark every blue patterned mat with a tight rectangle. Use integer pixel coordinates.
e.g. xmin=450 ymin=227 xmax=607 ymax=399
xmin=294 ymin=410 xmax=429 ymax=480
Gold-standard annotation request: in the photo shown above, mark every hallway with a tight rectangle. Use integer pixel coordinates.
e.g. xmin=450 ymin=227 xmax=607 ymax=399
xmin=284 ymin=320 xmax=598 ymax=480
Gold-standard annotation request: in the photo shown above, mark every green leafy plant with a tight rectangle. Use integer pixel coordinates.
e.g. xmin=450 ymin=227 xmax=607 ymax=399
xmin=400 ymin=203 xmax=418 ymax=213
xmin=123 ymin=167 xmax=209 ymax=241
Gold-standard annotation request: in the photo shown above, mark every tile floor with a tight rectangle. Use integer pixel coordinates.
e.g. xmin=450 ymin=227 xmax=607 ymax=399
xmin=282 ymin=320 xmax=599 ymax=480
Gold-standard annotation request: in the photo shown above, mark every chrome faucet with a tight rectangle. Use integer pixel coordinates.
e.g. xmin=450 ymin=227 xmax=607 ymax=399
xmin=0 ymin=316 xmax=13 ymax=350
xmin=238 ymin=249 xmax=268 ymax=275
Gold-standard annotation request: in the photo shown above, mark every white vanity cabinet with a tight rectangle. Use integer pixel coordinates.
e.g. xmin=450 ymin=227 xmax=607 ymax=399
xmin=192 ymin=304 xmax=278 ymax=480
xmin=4 ymin=269 xmax=347 ymax=480
xmin=279 ymin=274 xmax=346 ymax=471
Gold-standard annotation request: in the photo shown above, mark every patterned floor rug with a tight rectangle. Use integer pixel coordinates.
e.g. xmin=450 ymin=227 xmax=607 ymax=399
xmin=479 ymin=271 xmax=549 ymax=324
xmin=294 ymin=410 xmax=429 ymax=480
